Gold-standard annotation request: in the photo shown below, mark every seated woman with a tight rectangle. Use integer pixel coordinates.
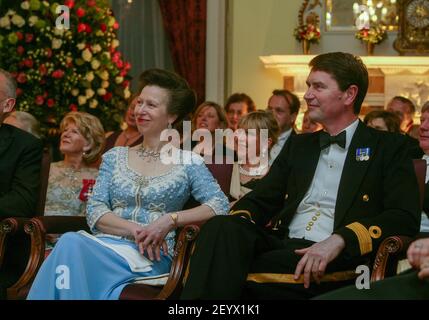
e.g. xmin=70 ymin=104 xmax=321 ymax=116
xmin=27 ymin=69 xmax=229 ymax=300
xmin=190 ymin=101 xmax=229 ymax=160
xmin=230 ymin=111 xmax=279 ymax=201
xmin=104 ymin=94 xmax=143 ymax=152
xmin=363 ymin=110 xmax=401 ymax=133
xmin=44 ymin=112 xmax=105 ymax=217
xmin=4 ymin=111 xmax=41 ymax=139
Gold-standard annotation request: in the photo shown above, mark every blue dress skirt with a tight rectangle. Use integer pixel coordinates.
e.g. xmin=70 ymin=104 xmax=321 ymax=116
xmin=27 ymin=232 xmax=172 ymax=300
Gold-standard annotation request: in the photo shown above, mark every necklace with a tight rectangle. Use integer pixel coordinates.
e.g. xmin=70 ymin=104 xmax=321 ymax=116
xmin=239 ymin=163 xmax=269 ymax=177
xmin=137 ymin=145 xmax=161 ymax=163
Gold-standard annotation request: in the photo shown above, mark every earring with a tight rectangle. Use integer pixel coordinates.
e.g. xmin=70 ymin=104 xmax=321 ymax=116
xmin=167 ymin=122 xmax=173 ymax=130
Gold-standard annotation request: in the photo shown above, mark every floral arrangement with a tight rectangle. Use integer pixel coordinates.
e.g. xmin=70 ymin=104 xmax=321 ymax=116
xmin=0 ymin=0 xmax=131 ymax=135
xmin=355 ymin=24 xmax=387 ymax=44
xmin=293 ymin=23 xmax=321 ymax=43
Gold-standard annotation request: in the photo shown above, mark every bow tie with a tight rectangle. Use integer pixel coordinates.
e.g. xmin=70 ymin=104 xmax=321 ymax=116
xmin=319 ymin=131 xmax=346 ymax=149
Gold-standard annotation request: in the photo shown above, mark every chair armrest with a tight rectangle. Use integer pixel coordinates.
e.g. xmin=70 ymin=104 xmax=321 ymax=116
xmin=7 ymin=216 xmax=89 ymax=300
xmin=0 ymin=217 xmax=30 ymax=268
xmin=371 ymin=236 xmax=413 ymax=282
xmin=155 ymin=224 xmax=201 ymax=300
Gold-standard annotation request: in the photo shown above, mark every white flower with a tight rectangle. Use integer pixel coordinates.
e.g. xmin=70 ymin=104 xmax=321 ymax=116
xmin=89 ymin=99 xmax=98 ymax=109
xmin=28 ymin=16 xmax=38 ymax=27
xmin=6 ymin=10 xmax=16 ymax=17
xmin=97 ymin=88 xmax=107 ymax=96
xmin=21 ymin=1 xmax=30 ymax=10
xmin=85 ymin=72 xmax=95 ymax=82
xmin=78 ymin=96 xmax=87 ymax=106
xmin=108 ymin=16 xmax=116 ymax=27
xmin=124 ymin=88 xmax=131 ymax=99
xmin=11 ymin=15 xmax=25 ymax=28
xmin=85 ymin=89 xmax=95 ymax=99
xmin=82 ymin=48 xmax=92 ymax=62
xmin=71 ymin=89 xmax=79 ymax=96
xmin=76 ymin=43 xmax=86 ymax=50
xmin=95 ymin=30 xmax=104 ymax=37
xmin=91 ymin=44 xmax=102 ymax=53
xmin=0 ymin=17 xmax=11 ymax=29
xmin=115 ymin=76 xmax=124 ymax=84
xmin=99 ymin=70 xmax=109 ymax=81
xmin=52 ymin=38 xmax=62 ymax=49
xmin=43 ymin=1 xmax=49 ymax=7
xmin=54 ymin=28 xmax=64 ymax=36
xmin=91 ymin=59 xmax=100 ymax=70
xmin=102 ymin=52 xmax=111 ymax=60
xmin=111 ymin=39 xmax=120 ymax=48
xmin=101 ymin=80 xmax=109 ymax=88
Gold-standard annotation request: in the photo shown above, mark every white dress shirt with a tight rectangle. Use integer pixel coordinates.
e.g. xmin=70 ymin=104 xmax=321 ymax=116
xmin=288 ymin=119 xmax=359 ymax=242
xmin=269 ymin=128 xmax=293 ymax=165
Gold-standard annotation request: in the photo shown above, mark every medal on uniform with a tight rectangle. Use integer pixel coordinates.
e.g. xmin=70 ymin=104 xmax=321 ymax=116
xmin=356 ymin=148 xmax=371 ymax=161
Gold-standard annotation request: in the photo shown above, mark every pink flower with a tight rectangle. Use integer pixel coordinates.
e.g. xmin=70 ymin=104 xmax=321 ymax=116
xmin=16 ymin=32 xmax=24 ymax=41
xmin=23 ymin=59 xmax=34 ymax=68
xmin=116 ymin=60 xmax=123 ymax=69
xmin=113 ymin=21 xmax=119 ymax=30
xmin=39 ymin=64 xmax=47 ymax=75
xmin=76 ymin=7 xmax=86 ymax=18
xmin=46 ymin=48 xmax=53 ymax=58
xmin=52 ymin=69 xmax=65 ymax=79
xmin=35 ymin=95 xmax=45 ymax=106
xmin=124 ymin=62 xmax=131 ymax=71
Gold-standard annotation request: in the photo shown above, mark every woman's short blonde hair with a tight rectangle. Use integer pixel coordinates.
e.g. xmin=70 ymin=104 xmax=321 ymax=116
xmin=60 ymin=112 xmax=106 ymax=165
xmin=192 ymin=101 xmax=228 ymax=131
xmin=238 ymin=110 xmax=280 ymax=150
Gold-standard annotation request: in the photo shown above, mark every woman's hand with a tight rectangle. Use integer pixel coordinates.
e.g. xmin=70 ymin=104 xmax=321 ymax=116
xmin=134 ymin=214 xmax=175 ymax=261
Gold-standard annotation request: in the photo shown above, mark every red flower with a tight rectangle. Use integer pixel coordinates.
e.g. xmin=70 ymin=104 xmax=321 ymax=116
xmin=39 ymin=64 xmax=47 ymax=75
xmin=64 ymin=0 xmax=75 ymax=9
xmin=52 ymin=69 xmax=65 ymax=79
xmin=124 ymin=62 xmax=131 ymax=71
xmin=16 ymin=72 xmax=27 ymax=84
xmin=103 ymin=92 xmax=112 ymax=102
xmin=113 ymin=21 xmax=119 ymax=30
xmin=116 ymin=60 xmax=123 ymax=69
xmin=100 ymin=23 xmax=107 ymax=32
xmin=77 ymin=23 xmax=86 ymax=33
xmin=25 ymin=33 xmax=34 ymax=43
xmin=16 ymin=88 xmax=23 ymax=97
xmin=69 ymin=104 xmax=78 ymax=111
xmin=84 ymin=24 xmax=92 ymax=33
xmin=23 ymin=59 xmax=34 ymax=68
xmin=87 ymin=0 xmax=96 ymax=7
xmin=35 ymin=95 xmax=45 ymax=106
xmin=17 ymin=46 xmax=25 ymax=55
xmin=47 ymin=99 xmax=55 ymax=108
xmin=16 ymin=32 xmax=24 ymax=41
xmin=76 ymin=7 xmax=86 ymax=18
xmin=120 ymin=69 xmax=127 ymax=77
xmin=46 ymin=48 xmax=53 ymax=58
xmin=122 ymin=80 xmax=130 ymax=88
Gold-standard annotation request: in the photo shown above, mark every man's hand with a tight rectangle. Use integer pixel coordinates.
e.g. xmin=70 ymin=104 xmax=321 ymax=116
xmin=407 ymin=238 xmax=429 ymax=270
xmin=294 ymin=234 xmax=346 ymax=288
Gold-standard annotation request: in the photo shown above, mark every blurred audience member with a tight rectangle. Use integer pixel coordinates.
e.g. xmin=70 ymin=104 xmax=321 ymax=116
xmin=4 ymin=111 xmax=41 ymax=139
xmin=363 ymin=110 xmax=401 ymax=133
xmin=225 ymin=93 xmax=256 ymax=131
xmin=230 ymin=111 xmax=279 ymax=201
xmin=387 ymin=96 xmax=415 ymax=134
xmin=301 ymin=110 xmax=323 ymax=133
xmin=104 ymin=95 xmax=142 ymax=152
xmin=267 ymin=89 xmax=300 ymax=164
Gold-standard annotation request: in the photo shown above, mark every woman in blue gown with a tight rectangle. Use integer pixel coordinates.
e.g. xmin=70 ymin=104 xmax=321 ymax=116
xmin=28 ymin=69 xmax=229 ymax=300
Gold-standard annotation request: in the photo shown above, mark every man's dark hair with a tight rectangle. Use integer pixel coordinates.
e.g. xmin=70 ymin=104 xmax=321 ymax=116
xmin=363 ymin=110 xmax=401 ymax=133
xmin=225 ymin=93 xmax=256 ymax=113
xmin=309 ymin=52 xmax=368 ymax=114
xmin=271 ymin=89 xmax=300 ymax=115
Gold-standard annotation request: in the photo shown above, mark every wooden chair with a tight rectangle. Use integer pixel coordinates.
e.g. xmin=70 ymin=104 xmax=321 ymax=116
xmin=6 ymin=162 xmax=232 ymax=300
xmin=370 ymin=159 xmax=427 ymax=282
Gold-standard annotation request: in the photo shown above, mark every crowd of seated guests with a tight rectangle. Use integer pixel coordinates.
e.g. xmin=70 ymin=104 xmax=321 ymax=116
xmin=3 ymin=55 xmax=429 ymax=300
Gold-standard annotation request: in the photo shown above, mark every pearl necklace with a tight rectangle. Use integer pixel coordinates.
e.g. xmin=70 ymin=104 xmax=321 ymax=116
xmin=239 ymin=163 xmax=269 ymax=177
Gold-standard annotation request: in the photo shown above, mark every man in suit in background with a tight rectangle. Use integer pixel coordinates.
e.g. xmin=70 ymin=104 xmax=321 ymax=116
xmin=181 ymin=52 xmax=420 ymax=300
xmin=0 ymin=68 xmax=43 ymax=299
xmin=267 ymin=89 xmax=300 ymax=164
